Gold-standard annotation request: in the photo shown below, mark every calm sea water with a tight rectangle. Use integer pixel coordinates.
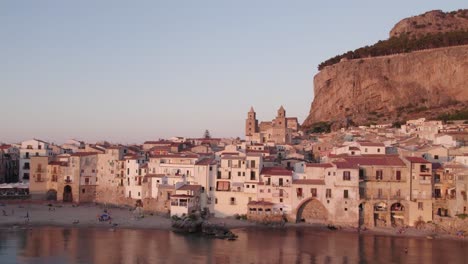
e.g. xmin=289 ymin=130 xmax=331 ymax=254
xmin=0 ymin=226 xmax=466 ymax=264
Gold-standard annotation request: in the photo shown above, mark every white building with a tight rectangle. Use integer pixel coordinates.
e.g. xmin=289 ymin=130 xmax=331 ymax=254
xmin=19 ymin=139 xmax=52 ymax=181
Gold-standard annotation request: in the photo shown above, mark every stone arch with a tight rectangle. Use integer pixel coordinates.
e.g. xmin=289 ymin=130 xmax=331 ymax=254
xmin=63 ymin=185 xmax=73 ymax=203
xmin=373 ymin=202 xmax=388 ymax=227
xmin=46 ymin=189 xmax=57 ymax=201
xmin=296 ymin=198 xmax=328 ymax=224
xmin=390 ymin=202 xmax=405 ymax=227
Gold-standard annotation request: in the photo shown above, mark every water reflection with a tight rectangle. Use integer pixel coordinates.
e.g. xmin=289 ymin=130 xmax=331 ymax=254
xmin=0 ymin=227 xmax=466 ymax=264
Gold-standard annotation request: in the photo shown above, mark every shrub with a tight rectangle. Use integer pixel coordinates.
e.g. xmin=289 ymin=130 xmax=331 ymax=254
xmin=318 ymin=30 xmax=468 ymax=70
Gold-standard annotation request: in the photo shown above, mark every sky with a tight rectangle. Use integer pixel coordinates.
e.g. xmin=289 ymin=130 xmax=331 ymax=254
xmin=0 ymin=1 xmax=465 ymax=144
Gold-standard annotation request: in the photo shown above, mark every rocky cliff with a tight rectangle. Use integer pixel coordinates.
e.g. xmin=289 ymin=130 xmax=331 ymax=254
xmin=303 ymin=45 xmax=468 ymax=128
xmin=303 ymin=10 xmax=468 ymax=130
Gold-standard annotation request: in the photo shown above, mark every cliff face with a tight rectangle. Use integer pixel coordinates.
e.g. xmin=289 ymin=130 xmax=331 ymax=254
xmin=303 ymin=45 xmax=468 ymax=128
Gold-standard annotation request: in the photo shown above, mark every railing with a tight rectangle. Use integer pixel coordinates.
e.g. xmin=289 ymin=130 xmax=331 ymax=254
xmin=420 ymin=168 xmax=430 ymax=173
xmin=272 ymin=183 xmax=291 ymax=187
xmin=419 ymin=179 xmax=431 ymax=185
xmin=35 ymin=168 xmax=46 ymax=173
xmin=273 ymin=193 xmax=288 ymax=198
xmin=65 ymin=179 xmax=72 ymax=183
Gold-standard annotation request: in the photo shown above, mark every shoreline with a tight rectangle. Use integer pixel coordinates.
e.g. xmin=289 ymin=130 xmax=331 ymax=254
xmin=0 ymin=202 xmax=466 ymax=241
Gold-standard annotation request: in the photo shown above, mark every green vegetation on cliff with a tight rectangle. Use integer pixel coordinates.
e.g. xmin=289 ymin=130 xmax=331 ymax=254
xmin=318 ymin=30 xmax=468 ymax=70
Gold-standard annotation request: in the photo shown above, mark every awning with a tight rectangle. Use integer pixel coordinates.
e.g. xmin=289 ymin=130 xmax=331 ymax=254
xmin=392 ymin=215 xmax=404 ymax=219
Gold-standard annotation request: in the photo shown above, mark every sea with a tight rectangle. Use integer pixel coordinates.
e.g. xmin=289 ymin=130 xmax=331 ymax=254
xmin=0 ymin=226 xmax=466 ymax=264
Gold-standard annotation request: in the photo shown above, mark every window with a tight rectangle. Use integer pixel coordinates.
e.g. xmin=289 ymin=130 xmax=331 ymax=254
xmin=296 ymin=188 xmax=303 ymax=198
xmin=230 ymin=197 xmax=236 ymax=205
xmin=238 ymin=172 xmax=241 ymax=176
xmin=215 ymin=198 xmax=218 ymax=204
xmin=434 ymin=155 xmax=439 ymax=160
xmin=251 ymin=160 xmax=256 ymax=168
xmin=85 ymin=178 xmax=90 ymax=184
xmin=216 ymin=181 xmax=230 ymax=191
xmin=378 ymin=188 xmax=383 ymax=198
xmin=246 ymin=185 xmax=250 ymax=188
xmin=326 ymin=189 xmax=332 ymax=198
xmin=396 ymin=189 xmax=401 ymax=198
xmin=396 ymin=170 xmax=401 ymax=181
xmin=344 ymin=190 xmax=349 ymax=199
xmin=311 ymin=188 xmax=317 ymax=198
xmin=377 ymin=148 xmax=381 ymax=153
xmin=82 ymin=188 xmax=85 ymax=194
xmin=242 ymin=172 xmax=245 ymax=176
xmin=250 ymin=171 xmax=256 ymax=181
xmin=343 ymin=171 xmax=351 ymax=181
xmin=376 ymin=170 xmax=383 ymax=180
xmin=418 ymin=202 xmax=423 ymax=210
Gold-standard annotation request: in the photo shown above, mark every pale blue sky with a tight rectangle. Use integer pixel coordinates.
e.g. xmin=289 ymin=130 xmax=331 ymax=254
xmin=0 ymin=1 xmax=464 ymax=144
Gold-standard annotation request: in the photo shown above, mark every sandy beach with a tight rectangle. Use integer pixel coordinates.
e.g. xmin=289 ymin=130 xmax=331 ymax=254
xmin=0 ymin=201 xmax=255 ymax=230
xmin=0 ymin=201 xmax=466 ymax=241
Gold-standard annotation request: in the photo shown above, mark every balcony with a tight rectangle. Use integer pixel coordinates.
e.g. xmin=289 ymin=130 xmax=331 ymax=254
xmin=273 ymin=192 xmax=288 ymax=198
xmin=419 ymin=179 xmax=431 ymax=185
xmin=35 ymin=168 xmax=46 ymax=173
xmin=272 ymin=183 xmax=291 ymax=187
xmin=65 ymin=179 xmax=73 ymax=184
xmin=420 ymin=168 xmax=430 ymax=173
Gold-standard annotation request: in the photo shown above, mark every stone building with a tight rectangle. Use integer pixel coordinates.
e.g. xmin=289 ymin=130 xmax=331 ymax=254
xmin=245 ymin=106 xmax=299 ymax=144
xmin=0 ymin=145 xmax=19 ymax=183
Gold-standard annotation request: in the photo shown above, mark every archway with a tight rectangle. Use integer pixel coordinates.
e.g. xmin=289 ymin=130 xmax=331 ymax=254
xmin=359 ymin=203 xmax=365 ymax=227
xmin=296 ymin=198 xmax=328 ymax=224
xmin=46 ymin=189 xmax=57 ymax=201
xmin=63 ymin=185 xmax=73 ymax=203
xmin=390 ymin=202 xmax=405 ymax=227
xmin=373 ymin=202 xmax=388 ymax=227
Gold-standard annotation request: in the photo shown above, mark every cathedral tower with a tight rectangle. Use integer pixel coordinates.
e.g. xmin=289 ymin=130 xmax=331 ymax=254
xmin=245 ymin=107 xmax=259 ymax=136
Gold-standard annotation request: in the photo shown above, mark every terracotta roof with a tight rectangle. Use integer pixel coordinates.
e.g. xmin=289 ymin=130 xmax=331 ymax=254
xmin=177 ymin=184 xmax=202 ymax=191
xmin=333 ymin=161 xmax=359 ymax=169
xmin=195 ymin=158 xmax=216 ymax=166
xmin=305 ymin=163 xmax=333 ymax=168
xmin=150 ymin=154 xmax=199 ymax=159
xmin=71 ymin=152 xmax=98 ymax=157
xmin=342 ymin=155 xmax=405 ymax=166
xmin=358 ymin=142 xmax=385 ymax=147
xmin=0 ymin=145 xmax=12 ymax=150
xmin=292 ymin=179 xmax=325 ymax=185
xmin=261 ymin=167 xmax=293 ymax=176
xmin=404 ymin=157 xmax=431 ymax=163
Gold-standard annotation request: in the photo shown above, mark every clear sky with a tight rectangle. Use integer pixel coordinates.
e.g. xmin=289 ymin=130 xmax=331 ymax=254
xmin=1 ymin=1 xmax=464 ymax=144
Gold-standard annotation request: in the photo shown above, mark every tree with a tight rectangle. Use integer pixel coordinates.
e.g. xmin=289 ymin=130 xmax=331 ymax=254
xmin=203 ymin=129 xmax=211 ymax=139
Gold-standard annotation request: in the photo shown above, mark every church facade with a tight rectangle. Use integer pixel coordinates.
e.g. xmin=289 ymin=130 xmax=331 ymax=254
xmin=245 ymin=106 xmax=299 ymax=144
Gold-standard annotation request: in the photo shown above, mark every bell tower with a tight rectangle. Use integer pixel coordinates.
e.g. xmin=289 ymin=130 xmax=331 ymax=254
xmin=245 ymin=107 xmax=258 ymax=136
